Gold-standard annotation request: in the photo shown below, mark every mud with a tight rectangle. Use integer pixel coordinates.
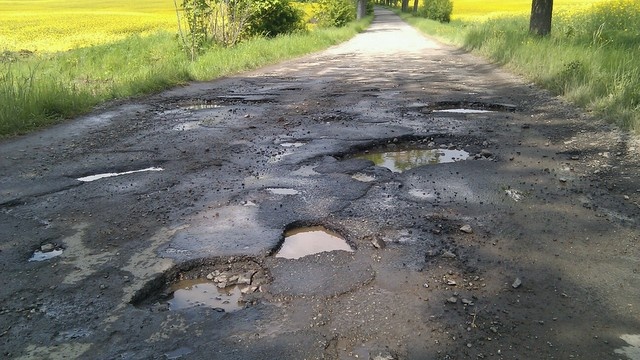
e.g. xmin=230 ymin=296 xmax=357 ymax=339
xmin=1 ymin=7 xmax=639 ymax=360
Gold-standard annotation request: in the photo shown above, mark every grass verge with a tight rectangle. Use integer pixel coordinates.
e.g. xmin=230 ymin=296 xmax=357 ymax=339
xmin=399 ymin=0 xmax=640 ymax=133
xmin=0 ymin=17 xmax=371 ymax=138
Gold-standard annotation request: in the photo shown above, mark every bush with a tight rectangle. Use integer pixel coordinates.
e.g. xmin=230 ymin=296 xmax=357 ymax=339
xmin=317 ymin=0 xmax=356 ymax=27
xmin=246 ymin=0 xmax=305 ymax=37
xmin=418 ymin=0 xmax=452 ymax=23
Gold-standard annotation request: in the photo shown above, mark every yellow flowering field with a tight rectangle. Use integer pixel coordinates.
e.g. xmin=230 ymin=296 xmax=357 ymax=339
xmin=451 ymin=0 xmax=609 ymax=20
xmin=0 ymin=0 xmax=176 ymax=52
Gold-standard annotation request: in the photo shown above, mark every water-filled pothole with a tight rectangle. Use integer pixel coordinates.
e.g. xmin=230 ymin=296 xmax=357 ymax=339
xmin=276 ymin=226 xmax=353 ymax=259
xmin=184 ymin=103 xmax=223 ymax=110
xmin=426 ymin=101 xmax=517 ymax=113
xmin=167 ymin=279 xmax=243 ymax=312
xmin=356 ymin=149 xmax=469 ymax=173
xmin=77 ymin=167 xmax=163 ymax=182
xmin=131 ymin=258 xmax=269 ymax=312
xmin=434 ymin=109 xmax=493 ymax=114
xmin=266 ymin=188 xmax=300 ymax=195
xmin=280 ymin=142 xmax=306 ymax=148
xmin=29 ymin=245 xmax=63 ymax=262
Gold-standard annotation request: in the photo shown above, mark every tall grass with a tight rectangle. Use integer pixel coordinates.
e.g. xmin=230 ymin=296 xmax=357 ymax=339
xmin=0 ymin=18 xmax=371 ymax=137
xmin=402 ymin=0 xmax=640 ymax=132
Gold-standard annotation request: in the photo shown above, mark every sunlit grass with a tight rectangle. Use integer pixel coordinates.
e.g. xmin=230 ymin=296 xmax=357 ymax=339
xmin=404 ymin=0 xmax=640 ymax=132
xmin=0 ymin=15 xmax=372 ymax=137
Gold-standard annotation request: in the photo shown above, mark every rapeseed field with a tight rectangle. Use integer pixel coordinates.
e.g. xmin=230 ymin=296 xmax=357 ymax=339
xmin=0 ymin=0 xmax=320 ymax=53
xmin=451 ymin=0 xmax=608 ymax=20
xmin=0 ymin=0 xmax=176 ymax=52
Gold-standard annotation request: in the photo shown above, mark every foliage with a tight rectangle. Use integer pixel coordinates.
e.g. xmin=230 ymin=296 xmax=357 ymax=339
xmin=246 ymin=0 xmax=305 ymax=37
xmin=418 ymin=0 xmax=453 ymax=23
xmin=175 ymin=0 xmax=253 ymax=59
xmin=317 ymin=0 xmax=356 ymax=27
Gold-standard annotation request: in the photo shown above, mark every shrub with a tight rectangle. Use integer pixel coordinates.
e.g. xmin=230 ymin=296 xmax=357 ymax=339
xmin=317 ymin=0 xmax=356 ymax=27
xmin=246 ymin=0 xmax=305 ymax=37
xmin=418 ymin=0 xmax=453 ymax=23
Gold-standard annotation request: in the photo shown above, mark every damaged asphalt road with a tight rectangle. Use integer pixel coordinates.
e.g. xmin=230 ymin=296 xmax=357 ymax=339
xmin=1 ymin=7 xmax=640 ymax=360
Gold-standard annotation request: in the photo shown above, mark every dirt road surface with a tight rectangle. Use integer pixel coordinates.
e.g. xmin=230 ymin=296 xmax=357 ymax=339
xmin=1 ymin=8 xmax=639 ymax=360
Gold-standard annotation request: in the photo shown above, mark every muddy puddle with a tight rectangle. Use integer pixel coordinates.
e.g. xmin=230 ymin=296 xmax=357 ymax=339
xmin=276 ymin=226 xmax=353 ymax=259
xmin=167 ymin=279 xmax=243 ymax=312
xmin=356 ymin=148 xmax=469 ymax=173
xmin=131 ymin=258 xmax=268 ymax=312
xmin=77 ymin=167 xmax=163 ymax=182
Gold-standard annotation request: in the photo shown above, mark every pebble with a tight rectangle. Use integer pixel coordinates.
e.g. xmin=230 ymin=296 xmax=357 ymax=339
xmin=460 ymin=225 xmax=473 ymax=234
xmin=40 ymin=243 xmax=55 ymax=252
xmin=461 ymin=298 xmax=474 ymax=306
xmin=441 ymin=250 xmax=457 ymax=259
xmin=446 ymin=279 xmax=457 ymax=286
xmin=480 ymin=149 xmax=493 ymax=157
xmin=447 ymin=296 xmax=458 ymax=304
xmin=371 ymin=237 xmax=386 ymax=249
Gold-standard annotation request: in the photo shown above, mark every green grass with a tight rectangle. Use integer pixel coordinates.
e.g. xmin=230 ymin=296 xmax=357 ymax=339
xmin=0 ymin=17 xmax=371 ymax=137
xmin=400 ymin=0 xmax=640 ymax=133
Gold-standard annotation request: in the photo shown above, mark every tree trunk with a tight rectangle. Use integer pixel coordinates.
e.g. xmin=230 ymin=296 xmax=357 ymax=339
xmin=401 ymin=0 xmax=409 ymax=12
xmin=357 ymin=0 xmax=367 ymax=19
xmin=529 ymin=0 xmax=553 ymax=36
xmin=413 ymin=0 xmax=419 ymax=13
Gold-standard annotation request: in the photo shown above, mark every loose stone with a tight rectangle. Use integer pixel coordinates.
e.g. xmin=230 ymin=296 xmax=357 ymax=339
xmin=40 ymin=243 xmax=55 ymax=252
xmin=512 ymin=278 xmax=522 ymax=289
xmin=371 ymin=236 xmax=386 ymax=249
xmin=460 ymin=225 xmax=473 ymax=234
xmin=442 ymin=250 xmax=457 ymax=259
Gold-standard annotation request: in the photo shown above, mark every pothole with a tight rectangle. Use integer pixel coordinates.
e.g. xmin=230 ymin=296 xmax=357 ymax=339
xmin=131 ymin=258 xmax=269 ymax=312
xmin=76 ymin=167 xmax=163 ymax=182
xmin=29 ymin=243 xmax=63 ymax=262
xmin=355 ymin=148 xmax=469 ymax=173
xmin=343 ymin=136 xmax=491 ymax=173
xmin=275 ymin=226 xmax=353 ymax=259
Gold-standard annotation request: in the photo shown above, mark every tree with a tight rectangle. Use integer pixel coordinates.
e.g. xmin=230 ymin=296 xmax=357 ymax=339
xmin=356 ymin=0 xmax=367 ymax=19
xmin=529 ymin=0 xmax=553 ymax=36
xmin=401 ymin=0 xmax=409 ymax=12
